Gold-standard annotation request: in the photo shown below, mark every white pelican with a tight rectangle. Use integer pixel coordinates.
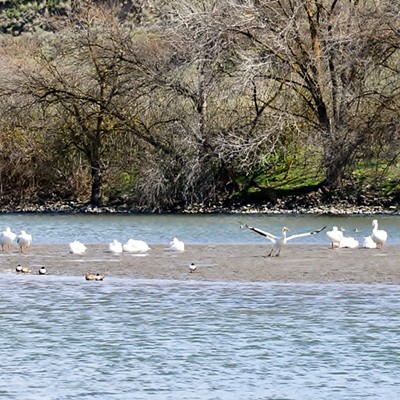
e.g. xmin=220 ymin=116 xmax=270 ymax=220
xmin=0 ymin=227 xmax=16 ymax=252
xmin=16 ymin=230 xmax=32 ymax=253
xmin=362 ymin=235 xmax=377 ymax=249
xmin=69 ymin=240 xmax=87 ymax=254
xmin=326 ymin=226 xmax=344 ymax=248
xmin=123 ymin=239 xmax=150 ymax=253
xmin=109 ymin=239 xmax=123 ymax=254
xmin=189 ymin=262 xmax=197 ymax=273
xmin=38 ymin=266 xmax=47 ymax=275
xmin=371 ymin=219 xmax=387 ymax=249
xmin=169 ymin=237 xmax=185 ymax=252
xmin=339 ymin=237 xmax=359 ymax=249
xmin=240 ymin=223 xmax=326 ymax=257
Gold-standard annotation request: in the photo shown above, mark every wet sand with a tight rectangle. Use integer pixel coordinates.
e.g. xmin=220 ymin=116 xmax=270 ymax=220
xmin=1 ymin=243 xmax=400 ymax=284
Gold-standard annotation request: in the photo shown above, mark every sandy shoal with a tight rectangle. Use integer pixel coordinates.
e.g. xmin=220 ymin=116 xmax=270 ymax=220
xmin=1 ymin=244 xmax=399 ymax=284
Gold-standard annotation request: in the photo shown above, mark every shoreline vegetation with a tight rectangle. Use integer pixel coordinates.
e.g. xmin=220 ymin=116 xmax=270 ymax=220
xmin=1 ymin=244 xmax=400 ymax=285
xmin=0 ymin=199 xmax=398 ymax=215
xmin=0 ymin=1 xmax=399 ymax=215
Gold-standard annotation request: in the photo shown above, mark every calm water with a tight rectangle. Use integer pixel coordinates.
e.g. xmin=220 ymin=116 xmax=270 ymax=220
xmin=1 ymin=213 xmax=399 ymax=399
xmin=0 ymin=213 xmax=399 ymax=245
xmin=0 ymin=276 xmax=399 ymax=399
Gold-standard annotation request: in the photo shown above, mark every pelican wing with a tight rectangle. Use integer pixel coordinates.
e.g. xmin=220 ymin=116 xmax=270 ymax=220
xmin=286 ymin=226 xmax=327 ymax=241
xmin=240 ymin=223 xmax=277 ymax=243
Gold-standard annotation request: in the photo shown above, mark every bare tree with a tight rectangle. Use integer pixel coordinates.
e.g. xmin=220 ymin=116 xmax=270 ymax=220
xmin=224 ymin=0 xmax=400 ymax=190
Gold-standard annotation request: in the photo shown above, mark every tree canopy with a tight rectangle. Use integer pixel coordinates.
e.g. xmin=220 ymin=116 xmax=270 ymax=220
xmin=0 ymin=0 xmax=399 ymax=210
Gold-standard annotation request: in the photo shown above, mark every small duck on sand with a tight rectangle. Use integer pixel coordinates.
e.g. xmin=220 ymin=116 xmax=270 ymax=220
xmin=85 ymin=273 xmax=96 ymax=281
xmin=16 ymin=264 xmax=23 ymax=273
xmin=38 ymin=266 xmax=47 ymax=275
xmin=95 ymin=273 xmax=105 ymax=281
xmin=21 ymin=267 xmax=31 ymax=274
xmin=189 ymin=263 xmax=197 ymax=273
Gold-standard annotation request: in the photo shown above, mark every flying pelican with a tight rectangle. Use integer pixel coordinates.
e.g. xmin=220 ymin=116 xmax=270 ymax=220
xmin=326 ymin=226 xmax=344 ymax=249
xmin=0 ymin=227 xmax=16 ymax=252
xmin=17 ymin=230 xmax=32 ymax=253
xmin=169 ymin=237 xmax=185 ymax=252
xmin=69 ymin=240 xmax=87 ymax=254
xmin=371 ymin=219 xmax=387 ymax=249
xmin=109 ymin=240 xmax=123 ymax=254
xmin=123 ymin=239 xmax=150 ymax=253
xmin=240 ymin=223 xmax=327 ymax=257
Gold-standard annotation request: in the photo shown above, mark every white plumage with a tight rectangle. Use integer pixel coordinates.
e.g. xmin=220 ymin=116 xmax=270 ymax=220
xmin=0 ymin=227 xmax=16 ymax=252
xmin=69 ymin=240 xmax=87 ymax=254
xmin=16 ymin=230 xmax=32 ymax=253
xmin=241 ymin=223 xmax=326 ymax=257
xmin=362 ymin=235 xmax=377 ymax=249
xmin=326 ymin=226 xmax=344 ymax=248
xmin=339 ymin=237 xmax=359 ymax=249
xmin=371 ymin=219 xmax=387 ymax=249
xmin=109 ymin=239 xmax=123 ymax=253
xmin=169 ymin=237 xmax=185 ymax=252
xmin=123 ymin=239 xmax=150 ymax=253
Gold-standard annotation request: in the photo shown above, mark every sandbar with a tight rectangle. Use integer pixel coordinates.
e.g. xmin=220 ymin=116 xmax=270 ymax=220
xmin=1 ymin=243 xmax=399 ymax=284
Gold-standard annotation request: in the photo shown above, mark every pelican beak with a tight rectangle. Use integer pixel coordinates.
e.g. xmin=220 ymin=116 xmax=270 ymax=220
xmin=283 ymin=227 xmax=289 ymax=232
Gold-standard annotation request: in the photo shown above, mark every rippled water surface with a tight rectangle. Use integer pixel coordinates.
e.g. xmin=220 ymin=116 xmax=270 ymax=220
xmin=1 ymin=276 xmax=399 ymax=399
xmin=0 ymin=213 xmax=400 ymax=244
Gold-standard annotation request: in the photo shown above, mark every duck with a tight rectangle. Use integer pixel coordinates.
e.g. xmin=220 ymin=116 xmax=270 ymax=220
xmin=371 ymin=219 xmax=388 ymax=249
xmin=85 ymin=273 xmax=96 ymax=281
xmin=240 ymin=222 xmax=326 ymax=257
xmin=16 ymin=264 xmax=23 ymax=273
xmin=0 ymin=227 xmax=17 ymax=252
xmin=21 ymin=267 xmax=31 ymax=274
xmin=326 ymin=226 xmax=344 ymax=249
xmin=169 ymin=237 xmax=185 ymax=252
xmin=38 ymin=266 xmax=47 ymax=275
xmin=16 ymin=230 xmax=32 ymax=253
xmin=109 ymin=240 xmax=123 ymax=254
xmin=189 ymin=263 xmax=197 ymax=273
xmin=69 ymin=240 xmax=87 ymax=254
xmin=123 ymin=239 xmax=150 ymax=253
xmin=95 ymin=273 xmax=105 ymax=281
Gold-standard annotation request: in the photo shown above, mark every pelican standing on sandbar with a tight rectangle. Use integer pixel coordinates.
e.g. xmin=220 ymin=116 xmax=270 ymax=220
xmin=17 ymin=230 xmax=32 ymax=253
xmin=0 ymin=227 xmax=16 ymax=252
xmin=371 ymin=219 xmax=387 ymax=249
xmin=240 ymin=223 xmax=326 ymax=257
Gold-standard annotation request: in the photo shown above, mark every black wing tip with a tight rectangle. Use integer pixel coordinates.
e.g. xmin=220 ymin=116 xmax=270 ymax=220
xmin=312 ymin=226 xmax=327 ymax=234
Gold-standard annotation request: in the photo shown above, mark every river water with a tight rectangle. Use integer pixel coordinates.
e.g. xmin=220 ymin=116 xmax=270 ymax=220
xmin=0 ymin=213 xmax=399 ymax=245
xmin=1 ymin=213 xmax=399 ymax=399
xmin=0 ymin=276 xmax=399 ymax=399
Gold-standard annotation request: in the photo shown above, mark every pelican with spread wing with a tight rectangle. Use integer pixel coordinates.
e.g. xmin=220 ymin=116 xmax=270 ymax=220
xmin=240 ymin=223 xmax=327 ymax=257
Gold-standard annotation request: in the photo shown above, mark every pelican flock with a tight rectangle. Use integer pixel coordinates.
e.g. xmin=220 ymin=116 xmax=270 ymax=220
xmin=240 ymin=223 xmax=327 ymax=257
